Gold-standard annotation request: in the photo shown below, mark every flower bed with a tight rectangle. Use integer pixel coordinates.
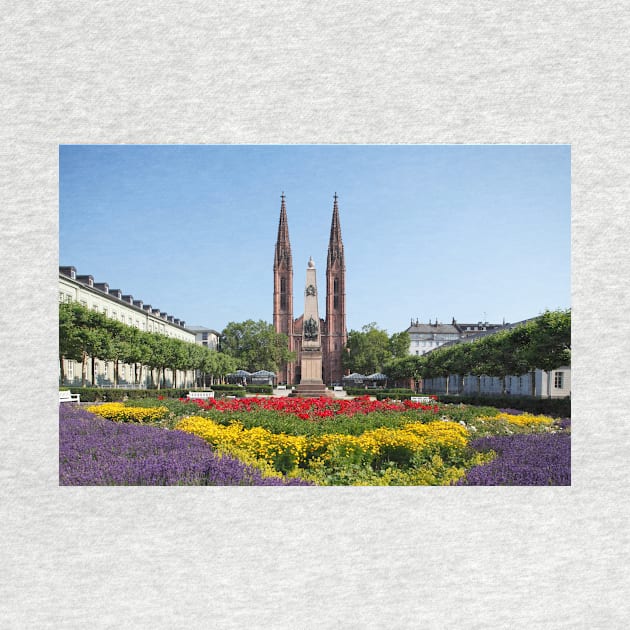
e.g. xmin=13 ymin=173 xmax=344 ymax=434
xmin=70 ymin=398 xmax=570 ymax=486
xmin=59 ymin=405 xmax=311 ymax=486
xmin=176 ymin=415 xmax=493 ymax=485
xmin=180 ymin=395 xmax=440 ymax=419
xmin=456 ymin=433 xmax=571 ymax=486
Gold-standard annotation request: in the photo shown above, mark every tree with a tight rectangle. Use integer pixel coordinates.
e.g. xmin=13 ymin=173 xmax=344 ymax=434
xmin=383 ymin=354 xmax=427 ymax=389
xmin=389 ymin=331 xmax=411 ymax=359
xmin=220 ymin=320 xmax=295 ymax=373
xmin=522 ymin=309 xmax=571 ymax=397
xmin=59 ymin=302 xmax=82 ymax=384
xmin=59 ymin=302 xmax=111 ymax=386
xmin=343 ymin=323 xmax=392 ymax=375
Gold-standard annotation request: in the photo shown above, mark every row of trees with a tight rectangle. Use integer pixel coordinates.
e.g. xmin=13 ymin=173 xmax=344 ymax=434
xmin=383 ymin=309 xmax=571 ymax=395
xmin=60 ymin=301 xmax=570 ymax=394
xmin=59 ymin=302 xmax=239 ymax=388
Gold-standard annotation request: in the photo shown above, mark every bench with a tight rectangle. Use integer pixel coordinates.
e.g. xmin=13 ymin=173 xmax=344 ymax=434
xmin=59 ymin=390 xmax=80 ymax=404
xmin=186 ymin=391 xmax=215 ymax=400
xmin=333 ymin=386 xmax=344 ymax=391
xmin=277 ymin=385 xmax=286 ymax=390
xmin=411 ymin=396 xmax=433 ymax=404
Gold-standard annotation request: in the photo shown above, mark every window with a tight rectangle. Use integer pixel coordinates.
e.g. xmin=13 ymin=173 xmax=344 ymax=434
xmin=93 ymin=304 xmax=99 ymax=312
xmin=104 ymin=362 xmax=108 ymax=378
xmin=59 ymin=292 xmax=64 ymax=303
xmin=554 ymin=372 xmax=564 ymax=389
xmin=80 ymin=300 xmax=87 ymax=307
xmin=67 ymin=361 xmax=74 ymax=379
xmin=121 ymin=365 xmax=126 ymax=379
xmin=103 ymin=307 xmax=108 ymax=316
xmin=112 ymin=311 xmax=117 ymax=319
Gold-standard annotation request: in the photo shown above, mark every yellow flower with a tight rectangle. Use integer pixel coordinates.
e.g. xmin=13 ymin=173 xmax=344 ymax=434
xmin=86 ymin=402 xmax=168 ymax=423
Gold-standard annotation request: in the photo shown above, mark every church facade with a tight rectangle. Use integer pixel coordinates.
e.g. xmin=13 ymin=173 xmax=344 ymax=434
xmin=273 ymin=193 xmax=347 ymax=386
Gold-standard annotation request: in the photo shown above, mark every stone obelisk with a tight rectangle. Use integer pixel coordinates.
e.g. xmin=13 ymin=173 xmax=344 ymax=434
xmin=295 ymin=257 xmax=329 ymax=397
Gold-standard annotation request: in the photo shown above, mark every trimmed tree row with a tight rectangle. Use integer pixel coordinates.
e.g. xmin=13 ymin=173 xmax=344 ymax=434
xmin=384 ymin=309 xmax=571 ymax=395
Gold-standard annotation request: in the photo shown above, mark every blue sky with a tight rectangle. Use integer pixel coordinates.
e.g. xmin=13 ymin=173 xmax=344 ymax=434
xmin=59 ymin=145 xmax=570 ymax=334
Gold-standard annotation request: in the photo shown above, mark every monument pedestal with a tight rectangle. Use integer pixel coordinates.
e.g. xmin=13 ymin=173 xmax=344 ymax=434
xmin=294 ymin=349 xmax=332 ymax=398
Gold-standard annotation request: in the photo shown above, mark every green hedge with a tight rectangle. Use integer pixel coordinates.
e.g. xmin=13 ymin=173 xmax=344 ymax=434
xmin=245 ymin=385 xmax=273 ymax=395
xmin=345 ymin=387 xmax=415 ymax=397
xmin=61 ymin=387 xmax=258 ymax=402
xmin=60 ymin=387 xmax=190 ymax=402
xmin=437 ymin=394 xmax=571 ymax=418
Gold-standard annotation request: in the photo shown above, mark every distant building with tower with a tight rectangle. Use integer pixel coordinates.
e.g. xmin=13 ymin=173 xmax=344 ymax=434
xmin=273 ymin=193 xmax=347 ymax=386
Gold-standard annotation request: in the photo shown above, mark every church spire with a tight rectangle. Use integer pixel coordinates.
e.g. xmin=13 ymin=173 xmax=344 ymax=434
xmin=274 ymin=191 xmax=292 ymax=270
xmin=327 ymin=192 xmax=344 ymax=266
xmin=324 ymin=192 xmax=347 ymax=386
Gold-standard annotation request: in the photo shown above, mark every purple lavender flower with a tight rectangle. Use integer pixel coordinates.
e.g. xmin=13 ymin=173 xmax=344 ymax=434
xmin=59 ymin=406 xmax=311 ymax=486
xmin=555 ymin=417 xmax=571 ymax=431
xmin=457 ymin=433 xmax=571 ymax=486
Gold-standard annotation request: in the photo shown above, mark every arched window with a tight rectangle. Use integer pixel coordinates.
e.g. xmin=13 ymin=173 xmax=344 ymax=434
xmin=333 ymin=277 xmax=339 ymax=309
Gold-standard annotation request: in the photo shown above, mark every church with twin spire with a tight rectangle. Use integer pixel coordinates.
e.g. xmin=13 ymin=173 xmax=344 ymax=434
xmin=273 ymin=193 xmax=347 ymax=386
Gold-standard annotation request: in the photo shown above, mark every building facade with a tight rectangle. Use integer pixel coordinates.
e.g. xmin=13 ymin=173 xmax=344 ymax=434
xmin=421 ymin=368 xmax=571 ymax=398
xmin=187 ymin=326 xmax=220 ymax=350
xmin=273 ymin=193 xmax=347 ymax=386
xmin=59 ymin=266 xmax=198 ymax=388
xmin=406 ymin=318 xmax=504 ymax=355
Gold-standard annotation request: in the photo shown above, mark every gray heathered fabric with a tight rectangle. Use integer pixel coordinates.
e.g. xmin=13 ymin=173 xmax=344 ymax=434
xmin=1 ymin=2 xmax=628 ymax=628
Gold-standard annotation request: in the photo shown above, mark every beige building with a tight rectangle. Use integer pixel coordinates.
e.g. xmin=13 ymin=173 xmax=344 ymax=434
xmin=187 ymin=326 xmax=220 ymax=350
xmin=59 ymin=266 xmax=198 ymax=388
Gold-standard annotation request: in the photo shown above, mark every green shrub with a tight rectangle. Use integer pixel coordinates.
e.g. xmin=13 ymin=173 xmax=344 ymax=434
xmin=245 ymin=385 xmax=273 ymax=395
xmin=62 ymin=387 xmax=189 ymax=402
xmin=344 ymin=387 xmax=415 ymax=399
xmin=437 ymin=394 xmax=570 ymax=418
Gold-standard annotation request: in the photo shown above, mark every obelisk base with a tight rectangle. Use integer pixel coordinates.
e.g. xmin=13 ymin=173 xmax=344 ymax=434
xmin=294 ymin=350 xmax=333 ymax=398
